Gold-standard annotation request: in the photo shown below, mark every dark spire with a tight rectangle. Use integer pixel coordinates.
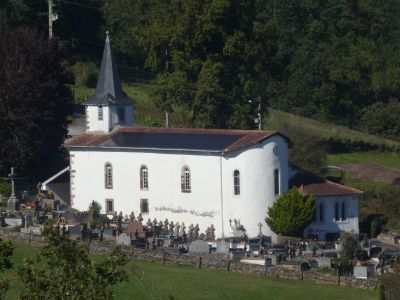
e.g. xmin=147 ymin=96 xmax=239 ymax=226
xmin=83 ymin=32 xmax=132 ymax=106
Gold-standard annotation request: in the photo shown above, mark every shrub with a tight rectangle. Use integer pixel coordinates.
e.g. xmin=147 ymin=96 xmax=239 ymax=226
xmin=72 ymin=61 xmax=98 ymax=87
xmin=0 ymin=182 xmax=11 ymax=197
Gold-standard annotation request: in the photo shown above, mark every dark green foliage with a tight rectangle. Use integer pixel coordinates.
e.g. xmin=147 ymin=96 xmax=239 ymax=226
xmin=277 ymin=123 xmax=327 ymax=174
xmin=0 ymin=27 xmax=73 ymax=177
xmin=360 ymin=214 xmax=388 ymax=238
xmin=359 ymin=100 xmax=400 ymax=141
xmin=265 ymin=188 xmax=316 ymax=237
xmin=0 ymin=239 xmax=14 ymax=272
xmin=340 ymin=232 xmax=359 ymax=260
xmin=0 ymin=182 xmax=11 ymax=197
xmin=72 ymin=61 xmax=99 ymax=87
xmin=0 ymin=239 xmax=14 ymax=299
xmin=17 ymin=227 xmax=128 ymax=299
xmin=359 ymin=185 xmax=400 ymax=232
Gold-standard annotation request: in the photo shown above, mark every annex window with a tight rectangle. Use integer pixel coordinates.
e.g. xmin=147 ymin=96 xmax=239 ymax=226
xmin=274 ymin=169 xmax=280 ymax=196
xmin=140 ymin=165 xmax=149 ymax=190
xmin=334 ymin=202 xmax=340 ymax=221
xmin=98 ymin=106 xmax=103 ymax=121
xmin=140 ymin=199 xmax=149 ymax=214
xmin=319 ymin=203 xmax=324 ymax=222
xmin=341 ymin=202 xmax=346 ymax=221
xmin=233 ymin=170 xmax=240 ymax=195
xmin=105 ymin=162 xmax=113 ymax=189
xmin=181 ymin=166 xmax=191 ymax=192
xmin=105 ymin=199 xmax=114 ymax=214
xmin=117 ymin=107 xmax=125 ymax=122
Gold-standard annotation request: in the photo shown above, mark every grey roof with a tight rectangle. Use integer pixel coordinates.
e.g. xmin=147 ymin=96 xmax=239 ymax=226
xmin=82 ymin=33 xmax=132 ymax=106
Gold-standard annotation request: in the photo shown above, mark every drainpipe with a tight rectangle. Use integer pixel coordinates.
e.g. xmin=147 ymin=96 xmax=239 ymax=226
xmin=219 ymin=154 xmax=224 ymax=238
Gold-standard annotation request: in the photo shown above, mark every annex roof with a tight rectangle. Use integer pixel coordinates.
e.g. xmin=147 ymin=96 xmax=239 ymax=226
xmin=289 ymin=169 xmax=363 ymax=197
xmin=82 ymin=32 xmax=132 ymax=106
xmin=65 ymin=127 xmax=289 ymax=153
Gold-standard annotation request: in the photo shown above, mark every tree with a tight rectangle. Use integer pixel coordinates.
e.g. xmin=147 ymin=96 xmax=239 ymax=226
xmin=0 ymin=27 xmax=73 ymax=177
xmin=17 ymin=227 xmax=128 ymax=299
xmin=265 ymin=187 xmax=316 ymax=237
xmin=0 ymin=239 xmax=14 ymax=299
xmin=340 ymin=232 xmax=359 ymax=260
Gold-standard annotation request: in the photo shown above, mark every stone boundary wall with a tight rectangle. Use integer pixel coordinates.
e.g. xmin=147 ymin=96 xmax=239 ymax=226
xmin=0 ymin=229 xmax=377 ymax=290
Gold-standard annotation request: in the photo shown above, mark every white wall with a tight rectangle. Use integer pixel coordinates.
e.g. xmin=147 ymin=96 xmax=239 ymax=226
xmin=86 ymin=105 xmax=133 ymax=133
xmin=86 ymin=106 xmax=111 ymax=132
xmin=304 ymin=195 xmax=359 ymax=240
xmin=222 ymin=135 xmax=288 ymax=238
xmin=69 ymin=135 xmax=288 ymax=239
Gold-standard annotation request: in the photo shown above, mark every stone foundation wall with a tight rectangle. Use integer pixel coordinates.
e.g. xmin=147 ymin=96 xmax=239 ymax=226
xmin=0 ymin=228 xmax=377 ymax=290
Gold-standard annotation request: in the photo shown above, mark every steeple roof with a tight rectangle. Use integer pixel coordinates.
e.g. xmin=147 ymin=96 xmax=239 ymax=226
xmin=83 ymin=32 xmax=132 ymax=106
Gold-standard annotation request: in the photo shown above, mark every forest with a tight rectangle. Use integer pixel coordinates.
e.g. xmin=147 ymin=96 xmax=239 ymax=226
xmin=2 ymin=0 xmax=400 ymax=138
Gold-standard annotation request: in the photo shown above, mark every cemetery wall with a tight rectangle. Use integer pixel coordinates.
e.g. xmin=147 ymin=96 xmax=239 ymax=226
xmin=0 ymin=229 xmax=377 ymax=290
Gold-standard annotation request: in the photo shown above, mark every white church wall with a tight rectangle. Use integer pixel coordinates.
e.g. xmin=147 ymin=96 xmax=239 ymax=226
xmin=222 ymin=135 xmax=288 ymax=239
xmin=69 ymin=135 xmax=289 ymax=239
xmin=70 ymin=149 xmax=224 ymax=236
xmin=86 ymin=106 xmax=111 ymax=132
xmin=304 ymin=195 xmax=359 ymax=240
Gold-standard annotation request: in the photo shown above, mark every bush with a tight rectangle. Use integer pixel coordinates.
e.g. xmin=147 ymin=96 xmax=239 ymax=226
xmin=0 ymin=182 xmax=11 ymax=197
xmin=359 ymin=100 xmax=400 ymax=141
xmin=72 ymin=61 xmax=98 ymax=87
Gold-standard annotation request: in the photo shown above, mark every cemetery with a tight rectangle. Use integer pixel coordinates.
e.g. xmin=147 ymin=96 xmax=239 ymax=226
xmin=1 ymin=165 xmax=399 ymax=296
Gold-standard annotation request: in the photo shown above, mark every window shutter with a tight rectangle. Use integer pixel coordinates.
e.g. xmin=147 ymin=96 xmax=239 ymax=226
xmin=181 ymin=175 xmax=185 ymax=191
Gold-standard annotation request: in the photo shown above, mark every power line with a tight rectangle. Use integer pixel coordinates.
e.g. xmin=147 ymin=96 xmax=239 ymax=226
xmin=60 ymin=0 xmax=104 ymax=12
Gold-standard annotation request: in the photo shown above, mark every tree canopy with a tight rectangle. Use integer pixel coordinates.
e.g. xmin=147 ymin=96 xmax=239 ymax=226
xmin=17 ymin=227 xmax=128 ymax=299
xmin=0 ymin=27 xmax=73 ymax=177
xmin=265 ymin=188 xmax=316 ymax=237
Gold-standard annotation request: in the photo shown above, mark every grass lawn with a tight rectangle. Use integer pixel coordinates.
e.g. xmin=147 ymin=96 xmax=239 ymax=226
xmin=265 ymin=109 xmax=400 ymax=150
xmin=1 ymin=242 xmax=376 ymax=300
xmin=327 ymin=152 xmax=400 ymax=170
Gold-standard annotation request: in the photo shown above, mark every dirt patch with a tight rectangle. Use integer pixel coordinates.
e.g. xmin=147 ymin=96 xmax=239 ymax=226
xmin=341 ymin=161 xmax=400 ymax=185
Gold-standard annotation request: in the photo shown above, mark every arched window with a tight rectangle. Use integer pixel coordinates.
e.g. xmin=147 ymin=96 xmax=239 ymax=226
xmin=181 ymin=166 xmax=191 ymax=192
xmin=319 ymin=203 xmax=324 ymax=222
xmin=105 ymin=163 xmax=113 ymax=189
xmin=140 ymin=165 xmax=149 ymax=190
xmin=274 ymin=169 xmax=280 ymax=196
xmin=341 ymin=202 xmax=346 ymax=221
xmin=233 ymin=170 xmax=240 ymax=195
xmin=334 ymin=202 xmax=340 ymax=221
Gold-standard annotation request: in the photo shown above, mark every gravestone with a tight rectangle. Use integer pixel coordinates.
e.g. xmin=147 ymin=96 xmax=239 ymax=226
xmin=116 ymin=233 xmax=131 ymax=246
xmin=125 ymin=220 xmax=145 ymax=239
xmin=189 ymin=240 xmax=210 ymax=254
xmin=317 ymin=257 xmax=331 ymax=268
xmin=68 ymin=224 xmax=82 ymax=238
xmin=4 ymin=217 xmax=22 ymax=227
xmin=216 ymin=240 xmax=230 ymax=254
xmin=353 ymin=266 xmax=368 ymax=279
xmin=265 ymin=254 xmax=278 ymax=265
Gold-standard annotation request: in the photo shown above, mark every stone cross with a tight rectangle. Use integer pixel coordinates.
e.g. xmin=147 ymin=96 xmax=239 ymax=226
xmin=7 ymin=167 xmax=19 ymax=212
xmin=258 ymin=222 xmax=263 ymax=236
xmin=8 ymin=167 xmax=17 ymax=197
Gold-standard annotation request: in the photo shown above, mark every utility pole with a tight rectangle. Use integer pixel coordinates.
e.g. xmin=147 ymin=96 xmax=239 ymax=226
xmin=165 ymin=48 xmax=169 ymax=127
xmin=257 ymin=96 xmax=262 ymax=131
xmin=48 ymin=0 xmax=53 ymax=39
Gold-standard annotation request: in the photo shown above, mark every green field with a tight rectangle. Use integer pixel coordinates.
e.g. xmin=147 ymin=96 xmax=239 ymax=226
xmin=1 ymin=242 xmax=377 ymax=300
xmin=327 ymin=152 xmax=400 ymax=170
xmin=264 ymin=109 xmax=400 ymax=151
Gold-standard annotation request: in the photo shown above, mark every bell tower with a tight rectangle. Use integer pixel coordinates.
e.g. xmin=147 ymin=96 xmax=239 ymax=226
xmin=82 ymin=32 xmax=133 ymax=133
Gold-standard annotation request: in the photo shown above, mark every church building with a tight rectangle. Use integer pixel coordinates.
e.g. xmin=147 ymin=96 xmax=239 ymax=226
xmin=44 ymin=34 xmax=362 ymax=241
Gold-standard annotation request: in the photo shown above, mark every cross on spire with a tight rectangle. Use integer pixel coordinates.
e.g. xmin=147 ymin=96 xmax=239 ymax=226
xmin=82 ymin=31 xmax=132 ymax=106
